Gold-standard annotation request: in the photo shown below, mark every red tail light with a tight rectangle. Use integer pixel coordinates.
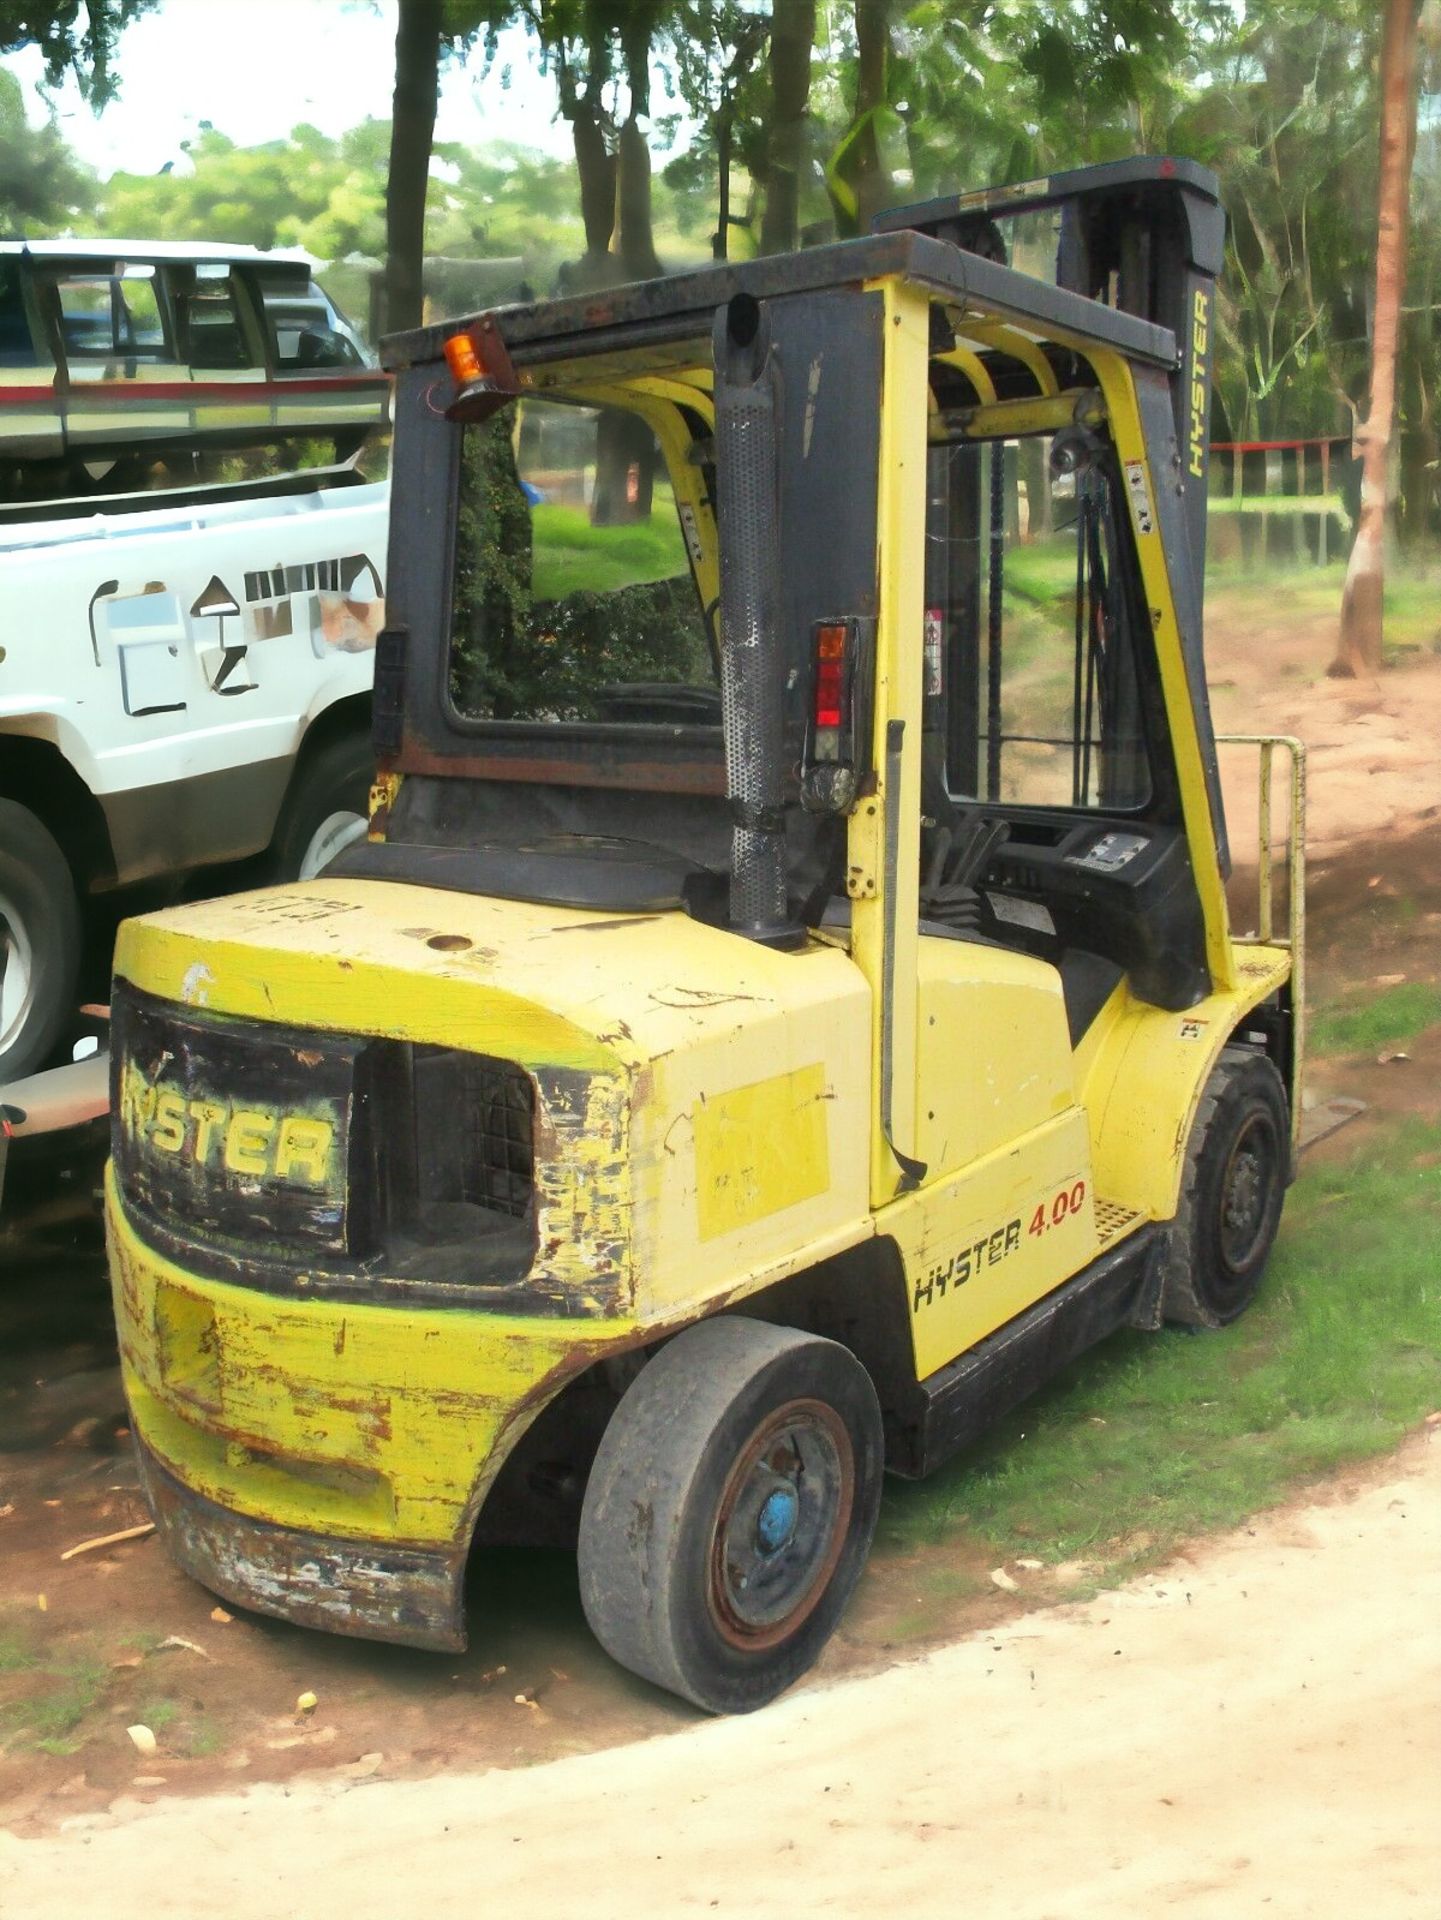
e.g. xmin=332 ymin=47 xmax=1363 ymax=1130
xmin=801 ymin=614 xmax=872 ymax=814
xmin=813 ymin=622 xmax=850 ymax=738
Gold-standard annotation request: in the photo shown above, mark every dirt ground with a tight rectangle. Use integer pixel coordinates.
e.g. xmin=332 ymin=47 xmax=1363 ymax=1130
xmin=1205 ymin=585 xmax=1441 ymax=862
xmin=1 ymin=599 xmax=1440 ymax=1893
xmin=2 ymin=1429 xmax=1437 ymax=1920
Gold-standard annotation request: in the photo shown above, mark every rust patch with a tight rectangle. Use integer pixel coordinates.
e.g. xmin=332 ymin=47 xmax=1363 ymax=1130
xmin=135 ymin=1442 xmax=466 ymax=1652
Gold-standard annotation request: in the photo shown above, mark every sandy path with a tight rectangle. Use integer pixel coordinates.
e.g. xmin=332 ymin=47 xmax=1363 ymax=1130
xmin=3 ymin=1431 xmax=1437 ymax=1920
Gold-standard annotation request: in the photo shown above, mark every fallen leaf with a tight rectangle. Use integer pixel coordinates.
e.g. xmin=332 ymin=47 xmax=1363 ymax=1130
xmin=154 ymin=1636 xmax=208 ymax=1659
xmin=126 ymin=1725 xmax=158 ymax=1756
xmin=989 ymin=1568 xmax=1019 ymax=1592
xmin=1374 ymin=973 xmax=1405 ymax=987
xmin=343 ymin=1752 xmax=385 ymax=1778
xmin=1377 ymin=1050 xmax=1411 ymax=1065
xmin=296 ymin=1690 xmax=319 ymax=1715
xmin=513 ymin=1690 xmax=540 ymax=1710
xmin=1015 ymin=1558 xmax=1043 ymax=1571
xmin=36 ymin=1594 xmax=47 ymax=1612
xmin=209 ymin=1607 xmax=233 ymax=1625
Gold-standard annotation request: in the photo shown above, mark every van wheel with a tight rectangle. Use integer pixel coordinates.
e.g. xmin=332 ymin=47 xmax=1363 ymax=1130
xmin=0 ymin=801 xmax=82 ymax=1085
xmin=577 ymin=1317 xmax=883 ymax=1714
xmin=1162 ymin=1046 xmax=1289 ymax=1329
xmin=270 ymin=733 xmax=374 ymax=882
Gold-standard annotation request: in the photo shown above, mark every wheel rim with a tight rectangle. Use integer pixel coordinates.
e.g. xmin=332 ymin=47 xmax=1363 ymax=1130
xmin=707 ymin=1398 xmax=855 ymax=1652
xmin=298 ymin=810 xmax=368 ymax=881
xmin=1218 ymin=1110 xmax=1280 ymax=1274
xmin=0 ymin=891 xmax=36 ymax=1059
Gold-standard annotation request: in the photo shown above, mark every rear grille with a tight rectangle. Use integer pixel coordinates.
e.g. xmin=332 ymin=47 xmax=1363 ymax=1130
xmin=408 ymin=1046 xmax=534 ymax=1221
xmin=112 ymin=987 xmax=365 ymax=1259
xmin=112 ymin=986 xmax=537 ymax=1290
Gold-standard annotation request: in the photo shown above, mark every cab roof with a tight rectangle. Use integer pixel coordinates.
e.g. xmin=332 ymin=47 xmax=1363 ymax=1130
xmin=380 ymin=228 xmax=1179 ymax=379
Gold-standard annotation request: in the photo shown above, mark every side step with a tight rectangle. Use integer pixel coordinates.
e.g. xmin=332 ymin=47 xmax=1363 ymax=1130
xmin=900 ymin=1223 xmax=1161 ymax=1479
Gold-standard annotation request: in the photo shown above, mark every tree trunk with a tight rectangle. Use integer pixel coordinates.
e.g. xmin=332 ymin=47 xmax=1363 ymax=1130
xmin=569 ymin=102 xmax=620 ymax=290
xmin=383 ymin=0 xmax=443 ymax=337
xmin=759 ymin=0 xmax=816 ymax=255
xmin=830 ymin=0 xmax=891 ymax=238
xmin=714 ymin=109 xmax=733 ymax=260
xmin=1331 ymin=0 xmax=1419 ymax=678
xmin=617 ymin=116 xmax=664 ymax=282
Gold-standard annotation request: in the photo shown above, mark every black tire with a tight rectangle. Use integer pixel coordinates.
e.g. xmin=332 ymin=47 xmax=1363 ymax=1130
xmin=0 ymin=800 xmax=82 ymax=1085
xmin=577 ymin=1316 xmax=884 ymax=1714
xmin=268 ymin=731 xmax=374 ymax=882
xmin=1161 ymin=1045 xmax=1290 ymax=1329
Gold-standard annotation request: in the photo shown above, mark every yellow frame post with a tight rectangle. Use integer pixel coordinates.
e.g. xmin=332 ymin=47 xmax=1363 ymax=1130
xmin=851 ymin=279 xmax=931 ymax=1206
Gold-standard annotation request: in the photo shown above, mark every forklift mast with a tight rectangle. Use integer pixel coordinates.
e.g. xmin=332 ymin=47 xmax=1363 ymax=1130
xmin=874 ymin=157 xmax=1226 ymax=616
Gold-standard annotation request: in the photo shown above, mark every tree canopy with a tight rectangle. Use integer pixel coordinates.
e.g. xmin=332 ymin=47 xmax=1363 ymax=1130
xmin=2 ymin=1 xmax=1437 ymax=543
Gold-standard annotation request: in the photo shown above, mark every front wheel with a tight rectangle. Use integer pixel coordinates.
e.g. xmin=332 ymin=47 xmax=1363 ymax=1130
xmin=0 ymin=800 xmax=82 ymax=1085
xmin=1162 ymin=1045 xmax=1290 ymax=1329
xmin=577 ymin=1317 xmax=884 ymax=1714
xmin=268 ymin=732 xmax=374 ymax=882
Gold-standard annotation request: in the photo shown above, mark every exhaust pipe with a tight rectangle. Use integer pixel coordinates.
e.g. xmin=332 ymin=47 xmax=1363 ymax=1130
xmin=712 ymin=294 xmax=802 ymax=947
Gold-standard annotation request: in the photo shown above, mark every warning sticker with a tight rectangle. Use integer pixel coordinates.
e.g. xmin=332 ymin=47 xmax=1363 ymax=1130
xmin=987 ymin=893 xmax=1056 ymax=937
xmin=1124 ymin=460 xmax=1155 ymax=537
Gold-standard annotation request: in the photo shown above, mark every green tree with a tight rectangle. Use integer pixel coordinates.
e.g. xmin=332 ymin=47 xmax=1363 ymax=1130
xmin=0 ymin=64 xmax=93 ymax=233
xmin=0 ymin=0 xmax=154 ymax=105
xmin=96 ymin=122 xmax=386 ymax=255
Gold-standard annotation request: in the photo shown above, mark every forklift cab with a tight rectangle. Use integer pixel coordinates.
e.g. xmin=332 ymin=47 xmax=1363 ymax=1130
xmin=107 ymin=159 xmax=1304 ymax=1716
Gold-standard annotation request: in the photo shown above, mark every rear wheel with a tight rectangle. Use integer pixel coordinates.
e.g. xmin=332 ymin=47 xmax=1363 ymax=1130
xmin=577 ymin=1317 xmax=883 ymax=1714
xmin=0 ymin=800 xmax=82 ymax=1085
xmin=268 ymin=732 xmax=374 ymax=882
xmin=1162 ymin=1045 xmax=1289 ymax=1329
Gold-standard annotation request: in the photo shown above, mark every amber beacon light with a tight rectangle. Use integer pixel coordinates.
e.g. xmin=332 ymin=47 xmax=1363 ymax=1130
xmin=442 ymin=315 xmax=522 ymax=423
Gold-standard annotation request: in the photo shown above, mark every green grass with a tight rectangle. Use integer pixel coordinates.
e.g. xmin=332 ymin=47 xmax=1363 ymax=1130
xmin=875 ymin=1116 xmax=1441 ymax=1575
xmin=0 ymin=1631 xmax=36 ymax=1674
xmin=1309 ymin=982 xmax=1441 ymax=1057
xmin=531 ymin=491 xmax=688 ymax=599
xmin=138 ymin=1695 xmax=180 ymax=1735
xmin=1205 ymin=557 xmax=1440 ymax=656
xmin=0 ymin=1654 xmax=110 ymax=1757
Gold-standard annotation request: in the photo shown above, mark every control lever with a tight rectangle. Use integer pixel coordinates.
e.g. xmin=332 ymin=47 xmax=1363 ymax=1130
xmin=920 ymin=816 xmax=1011 ymax=929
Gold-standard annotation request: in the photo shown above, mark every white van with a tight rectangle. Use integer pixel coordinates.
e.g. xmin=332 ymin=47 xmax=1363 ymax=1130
xmin=0 ymin=242 xmax=387 ymax=1093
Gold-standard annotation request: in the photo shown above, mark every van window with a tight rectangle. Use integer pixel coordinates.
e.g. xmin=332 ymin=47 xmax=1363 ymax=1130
xmin=253 ymin=270 xmax=364 ymax=372
xmin=0 ymin=260 xmax=37 ymax=366
xmin=173 ymin=268 xmax=256 ymax=373
xmin=56 ymin=270 xmax=169 ymax=361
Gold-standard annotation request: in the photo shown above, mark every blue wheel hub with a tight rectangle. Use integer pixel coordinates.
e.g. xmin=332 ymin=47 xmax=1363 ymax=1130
xmin=756 ymin=1483 xmax=800 ymax=1554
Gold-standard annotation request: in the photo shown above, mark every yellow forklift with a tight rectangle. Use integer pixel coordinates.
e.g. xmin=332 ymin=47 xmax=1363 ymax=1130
xmin=106 ymin=158 xmax=1305 ymax=1713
